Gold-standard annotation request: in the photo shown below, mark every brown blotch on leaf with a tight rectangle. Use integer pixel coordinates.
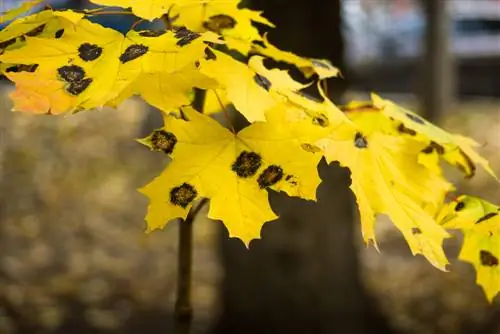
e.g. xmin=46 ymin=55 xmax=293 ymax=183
xmin=412 ymin=227 xmax=422 ymax=234
xmin=480 ymin=250 xmax=499 ymax=267
xmin=203 ymin=14 xmax=237 ymax=34
xmin=66 ymin=78 xmax=93 ymax=95
xmin=170 ymin=183 xmax=197 ymax=208
xmin=301 ymin=143 xmax=322 ymax=153
xmin=58 ymin=65 xmax=85 ymax=83
xmin=231 ymin=151 xmax=262 ymax=178
xmin=174 ymin=27 xmax=201 ymax=46
xmin=119 ymin=44 xmax=149 ymax=63
xmin=397 ymin=123 xmax=417 ymax=136
xmin=421 ymin=141 xmax=445 ymax=155
xmin=405 ymin=112 xmax=425 ymax=124
xmin=254 ymin=74 xmax=271 ymax=91
xmin=454 ymin=201 xmax=466 ymax=212
xmin=78 ymin=43 xmax=103 ymax=61
xmin=312 ymin=113 xmax=329 ymax=127
xmin=0 ymin=38 xmax=16 ymax=54
xmin=354 ymin=132 xmax=368 ymax=149
xmin=25 ymin=24 xmax=46 ymax=37
xmin=476 ymin=212 xmax=498 ymax=224
xmin=257 ymin=165 xmax=284 ymax=189
xmin=6 ymin=64 xmax=38 ymax=73
xmin=150 ymin=130 xmax=177 ymax=154
xmin=139 ymin=30 xmax=166 ymax=37
xmin=204 ymin=47 xmax=217 ymax=60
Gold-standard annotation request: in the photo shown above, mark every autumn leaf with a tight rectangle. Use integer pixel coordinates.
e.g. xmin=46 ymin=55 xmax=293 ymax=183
xmin=0 ymin=0 xmax=43 ymax=24
xmin=199 ymin=48 xmax=306 ymax=122
xmin=139 ymin=105 xmax=324 ymax=246
xmin=0 ymin=19 xmax=218 ymax=113
xmin=252 ymin=34 xmax=340 ymax=79
xmin=317 ymin=106 xmax=453 ymax=270
xmin=372 ymin=93 xmax=497 ymax=180
xmin=437 ymin=195 xmax=500 ymax=302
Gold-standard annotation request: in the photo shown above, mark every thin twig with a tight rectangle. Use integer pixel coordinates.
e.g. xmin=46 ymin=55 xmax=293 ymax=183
xmin=174 ymin=198 xmax=208 ymax=334
xmin=174 ymin=88 xmax=207 ymax=334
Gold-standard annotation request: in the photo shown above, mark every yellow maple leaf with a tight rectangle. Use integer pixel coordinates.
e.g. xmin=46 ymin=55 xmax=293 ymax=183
xmin=0 ymin=20 xmax=218 ymax=113
xmin=89 ymin=0 xmax=176 ymax=20
xmin=372 ymin=93 xmax=497 ymax=180
xmin=252 ymin=34 xmax=340 ymax=79
xmin=139 ymin=105 xmax=324 ymax=246
xmin=0 ymin=0 xmax=43 ymax=25
xmin=437 ymin=195 xmax=500 ymax=302
xmin=317 ymin=107 xmax=453 ymax=270
xmin=199 ymin=49 xmax=306 ymax=122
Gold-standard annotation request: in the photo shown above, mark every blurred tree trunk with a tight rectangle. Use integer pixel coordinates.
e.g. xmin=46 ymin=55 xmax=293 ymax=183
xmin=212 ymin=1 xmax=395 ymax=333
xmin=420 ymin=0 xmax=455 ymax=122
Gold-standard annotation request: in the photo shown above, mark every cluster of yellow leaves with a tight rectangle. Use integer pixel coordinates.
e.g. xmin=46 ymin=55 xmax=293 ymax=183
xmin=0 ymin=0 xmax=498 ymax=302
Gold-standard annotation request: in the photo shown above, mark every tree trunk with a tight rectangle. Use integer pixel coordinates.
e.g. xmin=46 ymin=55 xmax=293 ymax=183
xmin=212 ymin=1 xmax=395 ymax=333
xmin=420 ymin=0 xmax=455 ymax=122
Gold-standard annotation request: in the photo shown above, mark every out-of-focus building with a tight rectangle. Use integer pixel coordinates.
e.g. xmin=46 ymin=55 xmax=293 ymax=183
xmin=343 ymin=0 xmax=500 ymax=64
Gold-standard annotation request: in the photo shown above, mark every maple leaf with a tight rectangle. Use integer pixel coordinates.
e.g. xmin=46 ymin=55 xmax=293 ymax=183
xmin=252 ymin=34 xmax=340 ymax=79
xmin=139 ymin=105 xmax=324 ymax=246
xmin=0 ymin=19 xmax=218 ymax=114
xmin=199 ymin=49 xmax=306 ymax=122
xmin=0 ymin=0 xmax=43 ymax=25
xmin=0 ymin=9 xmax=83 ymax=58
xmin=437 ymin=195 xmax=500 ymax=302
xmin=372 ymin=93 xmax=497 ymax=180
xmin=317 ymin=106 xmax=453 ymax=270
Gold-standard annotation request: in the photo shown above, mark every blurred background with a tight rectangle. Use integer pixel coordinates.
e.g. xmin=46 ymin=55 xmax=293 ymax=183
xmin=0 ymin=0 xmax=499 ymax=333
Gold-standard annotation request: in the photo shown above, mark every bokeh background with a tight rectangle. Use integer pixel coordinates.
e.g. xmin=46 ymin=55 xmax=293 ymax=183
xmin=0 ymin=0 xmax=499 ymax=333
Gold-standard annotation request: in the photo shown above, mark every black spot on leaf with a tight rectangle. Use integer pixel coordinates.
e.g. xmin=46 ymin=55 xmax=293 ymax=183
xmin=78 ymin=43 xmax=103 ymax=61
xmin=66 ymin=78 xmax=92 ymax=95
xmin=25 ymin=24 xmax=46 ymax=37
xmin=174 ymin=27 xmax=201 ymax=46
xmin=354 ymin=132 xmax=368 ymax=149
xmin=203 ymin=14 xmax=237 ymax=33
xmin=119 ymin=44 xmax=148 ymax=63
xmin=170 ymin=183 xmax=197 ymax=208
xmin=6 ymin=64 xmax=38 ymax=73
xmin=411 ymin=227 xmax=422 ymax=234
xmin=405 ymin=112 xmax=425 ymax=125
xmin=480 ymin=250 xmax=499 ymax=267
xmin=55 ymin=29 xmax=64 ymax=38
xmin=397 ymin=123 xmax=417 ymax=136
xmin=254 ymin=74 xmax=271 ymax=91
xmin=150 ymin=130 xmax=177 ymax=154
xmin=257 ymin=165 xmax=284 ymax=189
xmin=139 ymin=30 xmax=166 ymax=37
xmin=312 ymin=114 xmax=329 ymax=127
xmin=476 ymin=212 xmax=498 ymax=224
xmin=57 ymin=65 xmax=85 ymax=82
xmin=0 ymin=38 xmax=16 ymax=53
xmin=454 ymin=201 xmax=465 ymax=211
xmin=232 ymin=151 xmax=262 ymax=178
xmin=421 ymin=141 xmax=445 ymax=155
xmin=204 ymin=48 xmax=217 ymax=60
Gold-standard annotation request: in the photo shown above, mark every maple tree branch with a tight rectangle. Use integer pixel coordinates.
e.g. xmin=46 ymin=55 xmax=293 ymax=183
xmin=174 ymin=198 xmax=208 ymax=334
xmin=174 ymin=88 xmax=207 ymax=334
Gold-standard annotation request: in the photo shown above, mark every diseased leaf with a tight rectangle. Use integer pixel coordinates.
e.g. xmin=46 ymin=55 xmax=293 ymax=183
xmin=139 ymin=106 xmax=325 ymax=246
xmin=372 ymin=93 xmax=497 ymax=180
xmin=317 ymin=105 xmax=453 ymax=270
xmin=437 ymin=195 xmax=500 ymax=302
